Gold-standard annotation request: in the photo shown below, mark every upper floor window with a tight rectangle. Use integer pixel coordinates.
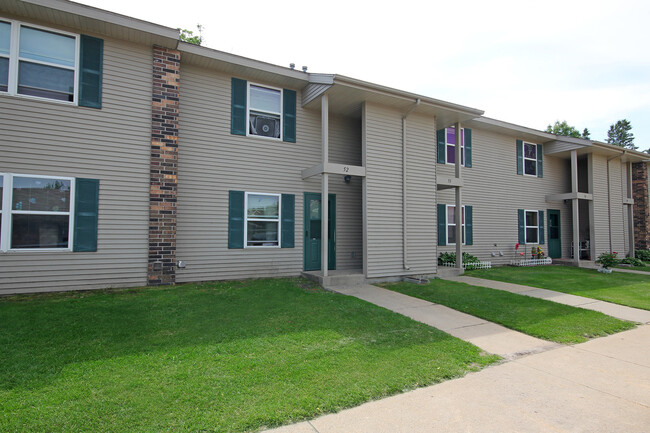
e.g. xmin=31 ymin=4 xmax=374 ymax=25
xmin=445 ymin=127 xmax=464 ymax=165
xmin=248 ymin=84 xmax=282 ymax=139
xmin=516 ymin=140 xmax=543 ymax=178
xmin=523 ymin=142 xmax=538 ymax=176
xmin=437 ymin=127 xmax=472 ymax=167
xmin=0 ymin=20 xmax=77 ymax=102
xmin=230 ymin=78 xmax=296 ymax=143
xmin=0 ymin=18 xmax=103 ymax=107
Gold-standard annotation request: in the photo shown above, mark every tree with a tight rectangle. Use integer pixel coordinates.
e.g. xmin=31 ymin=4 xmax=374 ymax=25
xmin=178 ymin=24 xmax=203 ymax=45
xmin=606 ymin=119 xmax=636 ymax=149
xmin=545 ymin=120 xmax=590 ymax=139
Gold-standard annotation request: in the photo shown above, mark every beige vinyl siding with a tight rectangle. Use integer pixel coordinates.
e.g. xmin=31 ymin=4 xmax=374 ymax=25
xmin=437 ymin=128 xmax=571 ymax=265
xmin=175 ymin=66 xmax=362 ymax=282
xmin=592 ymin=154 xmax=611 ymax=255
xmin=0 ymin=36 xmax=153 ymax=295
xmin=363 ymin=103 xmax=436 ymax=278
xmin=329 ymin=115 xmax=363 ymax=270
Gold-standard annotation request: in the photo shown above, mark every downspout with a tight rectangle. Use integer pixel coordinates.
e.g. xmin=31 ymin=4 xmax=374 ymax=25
xmin=402 ymin=98 xmax=421 ymax=271
xmin=607 ymin=150 xmax=625 ymax=252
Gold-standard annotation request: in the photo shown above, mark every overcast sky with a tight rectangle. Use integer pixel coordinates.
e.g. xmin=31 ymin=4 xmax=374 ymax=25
xmin=78 ymin=0 xmax=650 ymax=151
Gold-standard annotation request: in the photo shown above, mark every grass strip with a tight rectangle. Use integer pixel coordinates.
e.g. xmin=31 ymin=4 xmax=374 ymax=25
xmin=0 ymin=278 xmax=498 ymax=433
xmin=382 ymin=279 xmax=635 ymax=344
xmin=468 ymin=266 xmax=650 ymax=310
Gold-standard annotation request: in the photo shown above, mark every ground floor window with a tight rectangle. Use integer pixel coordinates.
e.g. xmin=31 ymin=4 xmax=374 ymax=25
xmin=525 ymin=210 xmax=539 ymax=244
xmin=447 ymin=204 xmax=465 ymax=245
xmin=0 ymin=173 xmax=74 ymax=251
xmin=245 ymin=192 xmax=280 ymax=247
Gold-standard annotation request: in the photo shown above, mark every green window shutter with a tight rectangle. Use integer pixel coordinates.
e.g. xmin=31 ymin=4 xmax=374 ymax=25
xmin=73 ymin=178 xmax=99 ymax=252
xmin=283 ymin=89 xmax=296 ymax=143
xmin=464 ymin=128 xmax=472 ymax=168
xmin=437 ymin=129 xmax=446 ymax=164
xmin=437 ymin=203 xmax=447 ymax=246
xmin=465 ymin=205 xmax=473 ymax=245
xmin=281 ymin=194 xmax=295 ymax=248
xmin=228 ymin=190 xmax=245 ymax=248
xmin=79 ymin=35 xmax=103 ymax=109
xmin=516 ymin=140 xmax=523 ymax=175
xmin=537 ymin=143 xmax=543 ymax=178
xmin=538 ymin=210 xmax=545 ymax=244
xmin=231 ymin=78 xmax=247 ymax=136
xmin=518 ymin=209 xmax=525 ymax=244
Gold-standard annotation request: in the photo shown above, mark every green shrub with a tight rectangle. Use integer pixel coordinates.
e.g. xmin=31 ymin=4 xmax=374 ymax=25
xmin=635 ymin=250 xmax=650 ymax=262
xmin=438 ymin=252 xmax=480 ymax=266
xmin=620 ymin=257 xmax=645 ymax=267
xmin=596 ymin=251 xmax=618 ymax=269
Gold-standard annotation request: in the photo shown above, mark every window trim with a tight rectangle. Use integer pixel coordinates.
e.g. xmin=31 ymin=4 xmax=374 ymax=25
xmin=244 ymin=191 xmax=281 ymax=248
xmin=524 ymin=209 xmax=539 ymax=244
xmin=246 ymin=81 xmax=283 ymax=141
xmin=444 ymin=127 xmax=464 ymax=166
xmin=0 ymin=173 xmax=76 ymax=252
xmin=523 ymin=141 xmax=538 ymax=177
xmin=446 ymin=204 xmax=465 ymax=245
xmin=0 ymin=17 xmax=80 ymax=105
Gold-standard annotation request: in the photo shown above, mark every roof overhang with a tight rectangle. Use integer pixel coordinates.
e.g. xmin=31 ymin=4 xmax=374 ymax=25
xmin=1 ymin=0 xmax=179 ymax=48
xmin=466 ymin=117 xmax=650 ymax=163
xmin=302 ymin=74 xmax=484 ymax=122
xmin=178 ymin=42 xmax=310 ymax=89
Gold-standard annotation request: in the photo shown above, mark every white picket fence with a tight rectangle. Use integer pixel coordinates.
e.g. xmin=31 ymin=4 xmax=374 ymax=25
xmin=442 ymin=261 xmax=492 ymax=270
xmin=510 ymin=257 xmax=553 ymax=267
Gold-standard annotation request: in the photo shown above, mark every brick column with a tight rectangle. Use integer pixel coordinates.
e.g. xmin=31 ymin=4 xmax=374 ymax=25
xmin=632 ymin=162 xmax=650 ymax=250
xmin=148 ymin=46 xmax=180 ymax=285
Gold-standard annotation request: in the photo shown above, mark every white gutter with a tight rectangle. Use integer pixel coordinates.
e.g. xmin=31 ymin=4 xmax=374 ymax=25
xmin=402 ymin=98 xmax=421 ymax=271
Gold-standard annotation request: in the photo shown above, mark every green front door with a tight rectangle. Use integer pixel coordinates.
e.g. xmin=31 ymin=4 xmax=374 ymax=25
xmin=548 ymin=209 xmax=561 ymax=259
xmin=303 ymin=193 xmax=336 ymax=271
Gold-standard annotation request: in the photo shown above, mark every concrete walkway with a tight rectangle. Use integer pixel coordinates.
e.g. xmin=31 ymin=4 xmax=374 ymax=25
xmin=265 ymin=325 xmax=650 ymax=433
xmin=330 ymin=284 xmax=558 ymax=359
xmin=445 ymin=276 xmax=650 ymax=323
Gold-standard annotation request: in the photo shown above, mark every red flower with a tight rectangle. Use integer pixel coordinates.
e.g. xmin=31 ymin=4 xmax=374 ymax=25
xmin=515 ymin=243 xmax=520 ymax=250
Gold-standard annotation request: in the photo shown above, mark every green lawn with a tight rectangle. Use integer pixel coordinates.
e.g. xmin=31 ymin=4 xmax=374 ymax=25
xmin=468 ymin=266 xmax=650 ymax=310
xmin=382 ymin=279 xmax=635 ymax=344
xmin=615 ymin=264 xmax=650 ymax=272
xmin=0 ymin=278 xmax=498 ymax=433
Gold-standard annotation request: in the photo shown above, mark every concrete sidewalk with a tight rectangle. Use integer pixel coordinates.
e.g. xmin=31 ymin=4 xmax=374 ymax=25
xmin=330 ymin=284 xmax=558 ymax=359
xmin=266 ymin=325 xmax=650 ymax=433
xmin=446 ymin=276 xmax=650 ymax=323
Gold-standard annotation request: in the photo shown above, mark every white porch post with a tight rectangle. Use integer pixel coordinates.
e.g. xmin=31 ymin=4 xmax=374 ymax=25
xmin=321 ymin=94 xmax=329 ymax=277
xmin=571 ymin=150 xmax=580 ymax=265
xmin=627 ymin=162 xmax=635 ymax=257
xmin=454 ymin=122 xmax=463 ymax=270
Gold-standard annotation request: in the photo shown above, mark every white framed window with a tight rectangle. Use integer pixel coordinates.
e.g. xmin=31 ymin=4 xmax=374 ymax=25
xmin=0 ymin=173 xmax=75 ymax=252
xmin=523 ymin=142 xmax=538 ymax=176
xmin=446 ymin=204 xmax=465 ymax=245
xmin=245 ymin=192 xmax=281 ymax=247
xmin=0 ymin=18 xmax=79 ymax=103
xmin=525 ymin=210 xmax=539 ymax=244
xmin=445 ymin=127 xmax=464 ymax=165
xmin=247 ymin=82 xmax=282 ymax=140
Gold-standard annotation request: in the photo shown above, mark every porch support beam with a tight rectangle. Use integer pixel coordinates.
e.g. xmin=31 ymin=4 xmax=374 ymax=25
xmin=301 ymin=163 xmax=366 ymax=180
xmin=545 ymin=192 xmax=593 ymax=202
xmin=571 ymin=150 xmax=580 ymax=265
xmin=321 ymin=94 xmax=329 ymax=277
xmin=437 ymin=175 xmax=464 ymax=189
xmin=454 ymin=122 xmax=463 ymax=270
